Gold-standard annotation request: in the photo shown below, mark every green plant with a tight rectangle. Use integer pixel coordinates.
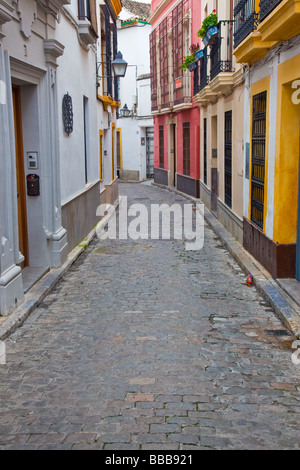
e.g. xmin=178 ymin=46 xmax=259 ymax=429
xmin=197 ymin=9 xmax=218 ymax=39
xmin=189 ymin=43 xmax=200 ymax=54
xmin=181 ymin=54 xmax=196 ymax=71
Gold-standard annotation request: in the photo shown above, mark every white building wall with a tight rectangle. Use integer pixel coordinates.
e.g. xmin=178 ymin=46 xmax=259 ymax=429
xmin=56 ymin=4 xmax=99 ymax=205
xmin=117 ymin=16 xmax=153 ymax=180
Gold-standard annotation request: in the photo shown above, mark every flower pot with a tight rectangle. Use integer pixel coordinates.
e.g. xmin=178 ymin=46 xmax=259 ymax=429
xmin=194 ymin=49 xmax=204 ymax=60
xmin=188 ymin=61 xmax=197 ymax=71
xmin=205 ymin=25 xmax=218 ymax=45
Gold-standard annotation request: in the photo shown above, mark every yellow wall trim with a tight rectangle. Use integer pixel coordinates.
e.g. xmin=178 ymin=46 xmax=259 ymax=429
xmin=97 ymin=95 xmax=120 ymax=111
xmin=99 ymin=129 xmax=104 ymax=181
xmin=109 ymin=0 xmax=122 ymax=18
xmin=116 ymin=128 xmax=123 ymax=170
xmin=111 ymin=122 xmax=115 ymax=182
xmin=273 ymin=55 xmax=300 ymax=244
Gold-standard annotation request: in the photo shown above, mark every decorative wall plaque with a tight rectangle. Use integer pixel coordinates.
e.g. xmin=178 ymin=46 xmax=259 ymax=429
xmin=62 ymin=93 xmax=73 ymax=135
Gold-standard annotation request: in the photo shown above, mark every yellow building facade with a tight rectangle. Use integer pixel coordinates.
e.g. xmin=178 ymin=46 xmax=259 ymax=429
xmin=233 ymin=0 xmax=300 ymax=278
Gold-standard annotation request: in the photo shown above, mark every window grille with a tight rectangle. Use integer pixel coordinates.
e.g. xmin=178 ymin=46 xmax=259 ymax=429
xmin=150 ymin=30 xmax=158 ymax=111
xmin=204 ymin=118 xmax=207 ymax=185
xmin=251 ymin=91 xmax=267 ymax=230
xmin=224 ymin=110 xmax=232 ymax=208
xmin=159 ymin=125 xmax=165 ymax=169
xmin=183 ymin=122 xmax=190 ymax=176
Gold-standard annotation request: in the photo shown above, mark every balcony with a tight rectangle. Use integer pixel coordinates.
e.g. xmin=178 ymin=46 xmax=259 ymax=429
xmin=258 ymin=0 xmax=300 ymax=43
xmin=259 ymin=0 xmax=283 ymax=21
xmin=233 ymin=0 xmax=300 ymax=65
xmin=193 ymin=21 xmax=239 ymax=105
xmin=234 ymin=0 xmax=259 ymax=49
xmin=210 ymin=20 xmax=234 ymax=81
xmin=193 ymin=47 xmax=208 ymax=96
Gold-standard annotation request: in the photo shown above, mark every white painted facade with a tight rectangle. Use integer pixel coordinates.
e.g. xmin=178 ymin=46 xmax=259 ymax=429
xmin=117 ymin=3 xmax=153 ymax=181
xmin=0 ymin=0 xmax=120 ymax=315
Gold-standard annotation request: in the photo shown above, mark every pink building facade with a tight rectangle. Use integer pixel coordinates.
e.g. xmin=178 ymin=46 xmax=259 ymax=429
xmin=150 ymin=0 xmax=201 ymax=197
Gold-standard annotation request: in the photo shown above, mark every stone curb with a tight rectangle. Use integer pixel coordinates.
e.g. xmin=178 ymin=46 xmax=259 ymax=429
xmin=152 ymin=182 xmax=300 ymax=338
xmin=0 ymin=197 xmax=120 ymax=341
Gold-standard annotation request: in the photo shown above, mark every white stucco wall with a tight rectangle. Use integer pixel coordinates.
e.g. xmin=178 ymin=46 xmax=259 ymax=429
xmin=56 ymin=3 xmax=99 ymax=205
xmin=117 ymin=17 xmax=153 ymax=178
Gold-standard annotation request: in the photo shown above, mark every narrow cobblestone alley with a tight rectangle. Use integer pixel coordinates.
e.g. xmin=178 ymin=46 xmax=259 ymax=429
xmin=0 ymin=182 xmax=299 ymax=450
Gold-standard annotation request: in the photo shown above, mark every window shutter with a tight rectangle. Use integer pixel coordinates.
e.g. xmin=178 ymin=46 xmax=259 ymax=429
xmin=89 ymin=0 xmax=98 ymax=36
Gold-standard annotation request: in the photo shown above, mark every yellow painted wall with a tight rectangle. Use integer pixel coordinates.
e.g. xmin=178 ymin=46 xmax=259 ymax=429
xmin=249 ymin=75 xmax=270 ymax=232
xmin=273 ymin=55 xmax=300 ymax=244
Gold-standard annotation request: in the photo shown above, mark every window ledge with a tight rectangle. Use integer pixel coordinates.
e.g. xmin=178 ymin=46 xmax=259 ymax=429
xmin=78 ymin=20 xmax=97 ymax=46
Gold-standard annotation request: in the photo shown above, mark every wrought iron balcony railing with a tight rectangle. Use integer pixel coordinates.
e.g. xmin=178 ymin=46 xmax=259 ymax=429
xmin=234 ymin=0 xmax=259 ymax=48
xmin=193 ymin=64 xmax=200 ymax=96
xmin=199 ymin=47 xmax=209 ymax=92
xmin=210 ymin=20 xmax=234 ymax=81
xmin=259 ymin=0 xmax=283 ymax=22
xmin=192 ymin=47 xmax=210 ymax=95
xmin=193 ymin=20 xmax=234 ymax=96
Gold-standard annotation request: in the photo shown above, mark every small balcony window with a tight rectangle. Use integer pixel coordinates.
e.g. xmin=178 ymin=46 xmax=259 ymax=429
xmin=210 ymin=20 xmax=234 ymax=81
xmin=78 ymin=0 xmax=91 ymax=21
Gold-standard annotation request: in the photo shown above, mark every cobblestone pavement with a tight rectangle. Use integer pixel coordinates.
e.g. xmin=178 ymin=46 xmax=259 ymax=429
xmin=0 ymin=182 xmax=300 ymax=450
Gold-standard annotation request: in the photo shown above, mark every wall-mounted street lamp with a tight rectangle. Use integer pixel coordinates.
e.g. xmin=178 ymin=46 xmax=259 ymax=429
xmin=111 ymin=51 xmax=128 ymax=78
xmin=120 ymin=103 xmax=131 ymax=117
xmin=96 ymin=51 xmax=128 ymax=89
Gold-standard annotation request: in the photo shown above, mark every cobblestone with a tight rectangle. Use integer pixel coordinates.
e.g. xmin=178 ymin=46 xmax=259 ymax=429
xmin=0 ymin=182 xmax=299 ymax=449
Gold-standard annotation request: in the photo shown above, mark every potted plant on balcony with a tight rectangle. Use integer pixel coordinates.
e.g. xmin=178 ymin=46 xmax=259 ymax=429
xmin=197 ymin=9 xmax=219 ymax=46
xmin=190 ymin=43 xmax=204 ymax=61
xmin=181 ymin=55 xmax=197 ymax=71
xmin=181 ymin=44 xmax=202 ymax=72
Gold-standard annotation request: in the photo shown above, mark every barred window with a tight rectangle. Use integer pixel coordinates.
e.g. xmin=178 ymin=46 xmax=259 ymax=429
xmin=159 ymin=18 xmax=169 ymax=108
xmin=203 ymin=118 xmax=207 ymax=185
xmin=224 ymin=111 xmax=232 ymax=208
xmin=183 ymin=122 xmax=190 ymax=176
xmin=150 ymin=30 xmax=158 ymax=111
xmin=251 ymin=91 xmax=267 ymax=230
xmin=159 ymin=125 xmax=164 ymax=169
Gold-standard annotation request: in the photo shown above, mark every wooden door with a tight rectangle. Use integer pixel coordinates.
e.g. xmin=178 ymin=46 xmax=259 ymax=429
xmin=12 ymin=85 xmax=28 ymax=268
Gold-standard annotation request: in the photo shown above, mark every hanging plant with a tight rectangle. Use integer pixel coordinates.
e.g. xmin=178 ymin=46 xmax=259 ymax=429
xmin=181 ymin=43 xmax=201 ymax=71
xmin=197 ymin=9 xmax=218 ymax=39
xmin=189 ymin=43 xmax=200 ymax=55
xmin=181 ymin=54 xmax=196 ymax=71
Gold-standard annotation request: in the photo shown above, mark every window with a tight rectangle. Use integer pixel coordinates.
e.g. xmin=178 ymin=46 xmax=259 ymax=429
xmin=78 ymin=0 xmax=91 ymax=20
xmin=172 ymin=1 xmax=184 ymax=105
xmin=251 ymin=91 xmax=267 ymax=230
xmin=99 ymin=130 xmax=104 ymax=180
xmin=111 ymin=123 xmax=115 ymax=180
xmin=150 ymin=30 xmax=158 ymax=111
xmin=203 ymin=118 xmax=207 ymax=185
xmin=112 ymin=21 xmax=119 ymax=101
xmin=116 ymin=129 xmax=122 ymax=170
xmin=224 ymin=111 xmax=232 ymax=208
xmin=83 ymin=96 xmax=89 ymax=184
xmin=183 ymin=122 xmax=190 ymax=176
xmin=159 ymin=18 xmax=169 ymax=108
xmin=104 ymin=5 xmax=113 ymax=97
xmin=159 ymin=125 xmax=164 ymax=169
